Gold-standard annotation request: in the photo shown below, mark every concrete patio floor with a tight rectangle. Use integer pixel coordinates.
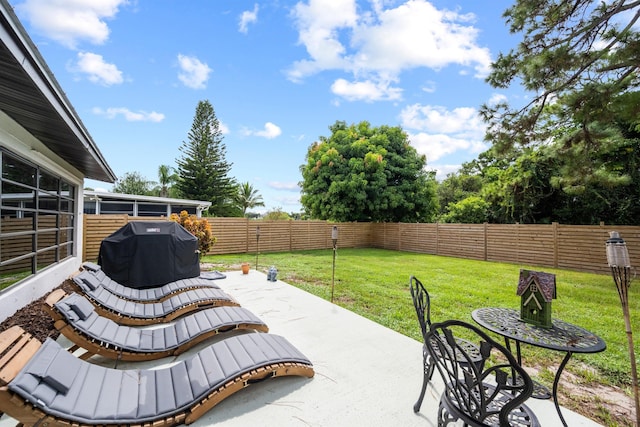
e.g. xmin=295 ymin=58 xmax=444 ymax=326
xmin=3 ymin=270 xmax=605 ymax=426
xmin=126 ymin=270 xmax=605 ymax=426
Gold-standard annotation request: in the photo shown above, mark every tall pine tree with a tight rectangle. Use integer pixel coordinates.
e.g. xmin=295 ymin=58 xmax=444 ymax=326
xmin=176 ymin=100 xmax=237 ymax=216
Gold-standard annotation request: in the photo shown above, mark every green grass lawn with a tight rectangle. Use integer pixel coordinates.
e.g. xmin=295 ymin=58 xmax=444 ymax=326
xmin=202 ymin=248 xmax=638 ymax=391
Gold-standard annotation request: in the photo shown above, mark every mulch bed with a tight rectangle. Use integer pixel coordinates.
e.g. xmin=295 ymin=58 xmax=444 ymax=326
xmin=0 ymin=280 xmax=75 ymax=343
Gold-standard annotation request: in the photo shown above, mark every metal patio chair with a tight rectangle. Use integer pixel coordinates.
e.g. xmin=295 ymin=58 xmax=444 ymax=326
xmin=426 ymin=319 xmax=540 ymax=426
xmin=409 ymin=275 xmax=482 ymax=413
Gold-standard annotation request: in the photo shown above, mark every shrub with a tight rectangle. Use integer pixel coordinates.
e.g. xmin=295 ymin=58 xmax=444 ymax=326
xmin=170 ymin=211 xmax=216 ymax=257
xmin=440 ymin=196 xmax=489 ymax=224
xmin=262 ymin=208 xmax=291 ymax=220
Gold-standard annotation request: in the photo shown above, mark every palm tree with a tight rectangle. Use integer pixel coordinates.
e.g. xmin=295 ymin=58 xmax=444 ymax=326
xmin=157 ymin=165 xmax=177 ymax=198
xmin=236 ymin=182 xmax=265 ymax=215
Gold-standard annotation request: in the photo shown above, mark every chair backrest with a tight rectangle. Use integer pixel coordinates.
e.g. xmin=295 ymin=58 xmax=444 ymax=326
xmin=409 ymin=275 xmax=431 ymax=340
xmin=425 ymin=319 xmax=534 ymax=426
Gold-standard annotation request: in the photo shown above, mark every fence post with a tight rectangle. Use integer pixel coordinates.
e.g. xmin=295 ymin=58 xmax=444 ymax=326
xmin=515 ymin=222 xmax=520 ymax=265
xmin=245 ymin=219 xmax=249 ymax=253
xmin=484 ymin=222 xmax=488 ymax=261
xmin=553 ymin=222 xmax=558 ymax=268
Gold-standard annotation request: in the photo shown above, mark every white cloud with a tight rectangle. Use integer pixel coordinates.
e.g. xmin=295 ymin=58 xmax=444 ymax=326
xmin=421 ymin=81 xmax=436 ymax=93
xmin=331 ymin=78 xmax=402 ymax=102
xmin=269 ymin=181 xmax=300 ymax=191
xmin=15 ymin=0 xmax=127 ymax=49
xmin=239 ymin=4 xmax=259 ymax=33
xmin=409 ymin=132 xmax=486 ymax=162
xmin=287 ymin=0 xmax=358 ymax=82
xmin=400 ymin=104 xmax=483 ymax=136
xmin=71 ymin=52 xmax=123 ymax=85
xmin=92 ymin=107 xmax=165 ymax=122
xmin=400 ymin=103 xmax=487 ymax=162
xmin=350 ymin=2 xmax=491 ymax=76
xmin=427 ymin=164 xmax=462 ymax=181
xmin=287 ymin=0 xmax=492 ymax=101
xmin=488 ymin=93 xmax=508 ymax=105
xmin=177 ymin=54 xmax=212 ymax=89
xmin=274 ymin=194 xmax=302 ymax=208
xmin=244 ymin=122 xmax=282 ymax=139
xmin=218 ymin=121 xmax=230 ymax=135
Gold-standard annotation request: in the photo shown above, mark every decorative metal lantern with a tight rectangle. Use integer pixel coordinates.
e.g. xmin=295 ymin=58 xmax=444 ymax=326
xmin=606 ymin=231 xmax=631 ymax=268
xmin=267 ymin=265 xmax=278 ymax=282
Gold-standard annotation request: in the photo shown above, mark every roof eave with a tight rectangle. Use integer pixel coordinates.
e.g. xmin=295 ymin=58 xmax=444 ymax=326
xmin=0 ymin=0 xmax=116 ymax=183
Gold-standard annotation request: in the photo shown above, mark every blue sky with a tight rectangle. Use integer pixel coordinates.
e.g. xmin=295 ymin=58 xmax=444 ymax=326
xmin=12 ymin=0 xmax=523 ymax=214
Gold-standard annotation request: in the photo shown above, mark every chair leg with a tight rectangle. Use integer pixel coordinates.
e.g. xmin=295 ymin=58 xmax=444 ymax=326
xmin=413 ymin=352 xmax=434 ymax=412
xmin=413 ymin=375 xmax=428 ymax=412
xmin=438 ymin=401 xmax=457 ymax=427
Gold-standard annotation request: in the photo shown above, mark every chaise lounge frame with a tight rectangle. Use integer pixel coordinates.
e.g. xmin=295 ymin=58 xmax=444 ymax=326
xmin=66 ymin=278 xmax=240 ymax=326
xmin=78 ymin=262 xmax=224 ymax=302
xmin=0 ymin=326 xmax=314 ymax=427
xmin=43 ymin=289 xmax=269 ymax=361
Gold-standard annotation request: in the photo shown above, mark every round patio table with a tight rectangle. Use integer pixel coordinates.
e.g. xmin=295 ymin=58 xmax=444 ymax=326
xmin=472 ymin=307 xmax=606 ymax=427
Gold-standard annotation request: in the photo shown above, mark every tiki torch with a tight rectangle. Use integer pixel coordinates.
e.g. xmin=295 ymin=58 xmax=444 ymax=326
xmin=606 ymin=231 xmax=639 ymax=426
xmin=331 ymin=226 xmax=338 ymax=303
xmin=255 ymin=226 xmax=260 ymax=270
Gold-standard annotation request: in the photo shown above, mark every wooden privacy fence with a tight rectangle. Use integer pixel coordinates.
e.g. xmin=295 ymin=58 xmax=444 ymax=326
xmin=82 ymin=215 xmax=640 ymax=275
xmin=82 ymin=215 xmax=373 ymax=261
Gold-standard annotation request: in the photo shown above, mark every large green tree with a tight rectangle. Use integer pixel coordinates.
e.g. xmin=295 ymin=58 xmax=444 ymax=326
xmin=439 ymin=122 xmax=640 ymax=225
xmin=112 ymin=171 xmax=152 ymax=195
xmin=436 ymin=170 xmax=483 ymax=217
xmin=300 ymin=121 xmax=438 ymax=222
xmin=476 ymin=0 xmax=640 ymax=224
xmin=480 ymin=146 xmax=563 ymax=223
xmin=482 ymin=0 xmax=639 ymax=198
xmin=175 ymin=100 xmax=237 ymax=216
xmin=482 ymin=0 xmax=639 ymax=153
xmin=551 ymin=117 xmax=640 ymax=224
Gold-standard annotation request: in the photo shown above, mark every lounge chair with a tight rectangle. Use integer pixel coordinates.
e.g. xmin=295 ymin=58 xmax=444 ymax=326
xmin=78 ymin=263 xmax=221 ymax=302
xmin=43 ymin=290 xmax=269 ymax=361
xmin=82 ymin=261 xmax=227 ymax=282
xmin=0 ymin=325 xmax=314 ymax=427
xmin=69 ymin=275 xmax=240 ymax=326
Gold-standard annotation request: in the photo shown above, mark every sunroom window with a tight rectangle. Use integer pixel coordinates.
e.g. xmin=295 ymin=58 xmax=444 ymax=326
xmin=0 ymin=150 xmax=76 ymax=291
